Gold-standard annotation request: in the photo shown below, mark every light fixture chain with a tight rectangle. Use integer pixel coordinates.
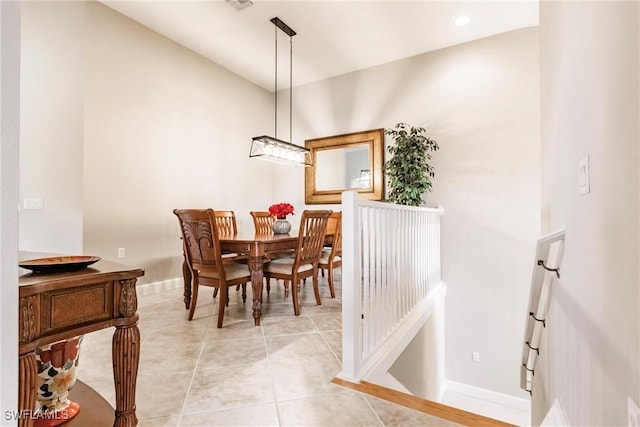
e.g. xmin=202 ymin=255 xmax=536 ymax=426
xmin=274 ymin=23 xmax=278 ymax=139
xmin=290 ymin=35 xmax=293 ymax=144
xmin=250 ymin=18 xmax=310 ymax=167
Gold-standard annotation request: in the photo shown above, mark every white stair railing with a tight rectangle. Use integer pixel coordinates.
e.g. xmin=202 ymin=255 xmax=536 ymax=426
xmin=338 ymin=191 xmax=443 ymax=383
xmin=521 ymin=229 xmax=566 ymax=394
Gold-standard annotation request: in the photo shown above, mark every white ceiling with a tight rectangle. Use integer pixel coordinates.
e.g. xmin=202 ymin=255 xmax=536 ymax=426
xmin=100 ymin=0 xmax=539 ymax=92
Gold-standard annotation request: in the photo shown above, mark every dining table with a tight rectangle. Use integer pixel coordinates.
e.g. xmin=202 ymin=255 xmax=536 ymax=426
xmin=181 ymin=230 xmax=333 ymax=326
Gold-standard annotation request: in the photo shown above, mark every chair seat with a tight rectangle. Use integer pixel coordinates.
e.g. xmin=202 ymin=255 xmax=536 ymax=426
xmin=264 ymin=258 xmax=313 ymax=275
xmin=221 ymin=253 xmax=249 ymax=265
xmin=266 ymin=249 xmax=296 ymax=260
xmin=319 ymin=251 xmax=341 ymax=265
xmin=198 ymin=263 xmax=250 ymax=281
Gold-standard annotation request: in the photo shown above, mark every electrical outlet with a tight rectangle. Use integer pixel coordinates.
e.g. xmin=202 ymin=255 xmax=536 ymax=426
xmin=629 ymin=397 xmax=640 ymax=427
xmin=118 ymin=248 xmax=126 ymax=259
xmin=472 ymin=352 xmax=480 ymax=362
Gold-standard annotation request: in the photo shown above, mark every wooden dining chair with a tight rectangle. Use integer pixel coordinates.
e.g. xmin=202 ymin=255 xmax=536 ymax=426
xmin=212 ymin=210 xmax=248 ymax=300
xmin=263 ymin=210 xmax=331 ymax=316
xmin=214 ymin=210 xmax=238 ymax=235
xmin=250 ymin=211 xmax=276 ymax=234
xmin=318 ymin=211 xmax=342 ymax=298
xmin=250 ymin=210 xmax=296 ymax=295
xmin=174 ymin=209 xmax=251 ymax=327
xmin=320 ymin=210 xmax=340 ymax=275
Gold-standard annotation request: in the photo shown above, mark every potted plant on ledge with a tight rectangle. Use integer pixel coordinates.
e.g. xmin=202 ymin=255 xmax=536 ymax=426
xmin=384 ymin=122 xmax=439 ymax=206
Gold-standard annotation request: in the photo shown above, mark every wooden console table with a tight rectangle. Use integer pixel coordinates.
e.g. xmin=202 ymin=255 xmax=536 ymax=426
xmin=18 ymin=255 xmax=144 ymax=427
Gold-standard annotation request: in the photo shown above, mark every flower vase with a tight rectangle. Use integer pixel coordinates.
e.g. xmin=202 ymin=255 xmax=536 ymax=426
xmin=272 ymin=218 xmax=292 ymax=234
xmin=33 ymin=335 xmax=83 ymax=427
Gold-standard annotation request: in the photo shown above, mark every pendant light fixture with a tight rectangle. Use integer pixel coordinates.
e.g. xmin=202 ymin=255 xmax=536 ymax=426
xmin=250 ymin=17 xmax=312 ymax=167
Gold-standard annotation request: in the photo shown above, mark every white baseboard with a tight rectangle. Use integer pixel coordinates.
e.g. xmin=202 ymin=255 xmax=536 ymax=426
xmin=137 ymin=277 xmax=183 ymax=296
xmin=437 ymin=382 xmax=447 ymax=403
xmin=445 ymin=380 xmax=530 ymax=412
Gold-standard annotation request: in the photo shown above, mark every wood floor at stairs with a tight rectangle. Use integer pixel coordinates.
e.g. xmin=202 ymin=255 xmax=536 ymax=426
xmin=331 ymin=378 xmax=515 ymax=427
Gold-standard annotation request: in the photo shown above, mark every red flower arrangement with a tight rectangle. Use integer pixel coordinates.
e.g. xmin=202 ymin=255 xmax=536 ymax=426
xmin=269 ymin=203 xmax=295 ymax=219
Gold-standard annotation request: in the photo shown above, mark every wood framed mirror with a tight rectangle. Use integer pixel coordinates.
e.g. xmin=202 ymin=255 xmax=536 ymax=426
xmin=305 ymin=128 xmax=385 ymax=204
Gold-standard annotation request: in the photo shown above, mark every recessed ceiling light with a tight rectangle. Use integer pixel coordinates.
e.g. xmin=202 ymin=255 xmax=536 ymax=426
xmin=226 ymin=0 xmax=253 ymax=11
xmin=455 ymin=16 xmax=471 ymax=27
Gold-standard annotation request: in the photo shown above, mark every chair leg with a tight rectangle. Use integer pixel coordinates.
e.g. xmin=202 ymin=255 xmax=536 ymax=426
xmin=266 ymin=278 xmax=271 ymax=295
xmin=188 ymin=282 xmax=199 ymax=321
xmin=217 ymin=286 xmax=227 ymax=328
xmin=182 ymin=260 xmax=192 ymax=310
xmin=312 ymin=273 xmax=322 ymax=306
xmin=241 ymin=283 xmax=247 ymax=303
xmin=291 ymin=280 xmax=301 ymax=316
xmin=321 ymin=268 xmax=325 ymax=278
xmin=284 ymin=280 xmax=290 ymax=299
xmin=213 ymin=288 xmax=219 ymax=298
xmin=328 ymin=267 xmax=336 ymax=298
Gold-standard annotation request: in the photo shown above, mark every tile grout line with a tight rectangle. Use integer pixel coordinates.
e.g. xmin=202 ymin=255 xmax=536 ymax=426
xmin=361 ymin=391 xmax=387 ymax=426
xmin=304 ymin=306 xmax=343 ymax=366
xmin=261 ymin=308 xmax=283 ymax=427
xmin=176 ymin=292 xmax=215 ymax=425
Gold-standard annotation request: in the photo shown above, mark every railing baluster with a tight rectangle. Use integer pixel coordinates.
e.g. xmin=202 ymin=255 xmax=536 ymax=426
xmin=339 ymin=191 xmax=443 ymax=383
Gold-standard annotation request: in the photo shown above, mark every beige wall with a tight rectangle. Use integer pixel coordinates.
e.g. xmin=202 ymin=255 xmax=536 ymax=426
xmin=83 ymin=2 xmax=279 ymax=283
xmin=280 ymin=28 xmax=540 ymax=398
xmin=389 ymin=289 xmax=446 ymax=400
xmin=20 ymin=1 xmax=84 ymax=254
xmin=20 ymin=1 xmax=280 ymax=284
xmin=536 ymin=1 xmax=639 ymax=425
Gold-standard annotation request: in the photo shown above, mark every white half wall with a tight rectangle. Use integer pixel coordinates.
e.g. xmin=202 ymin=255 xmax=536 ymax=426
xmin=0 ymin=1 xmax=21 ymax=422
xmin=536 ymin=2 xmax=639 ymax=425
xmin=389 ymin=283 xmax=446 ymax=401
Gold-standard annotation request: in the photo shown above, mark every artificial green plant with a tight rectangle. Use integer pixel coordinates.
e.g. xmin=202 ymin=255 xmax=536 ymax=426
xmin=384 ymin=122 xmax=439 ymax=206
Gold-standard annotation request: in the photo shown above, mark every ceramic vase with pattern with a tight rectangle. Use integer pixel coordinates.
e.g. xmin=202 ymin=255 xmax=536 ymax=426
xmin=33 ymin=335 xmax=83 ymax=426
xmin=272 ymin=218 xmax=292 ymax=234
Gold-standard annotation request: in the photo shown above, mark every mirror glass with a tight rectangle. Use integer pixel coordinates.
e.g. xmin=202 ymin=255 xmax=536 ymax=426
xmin=315 ymin=145 xmax=370 ymax=191
xmin=305 ymin=128 xmax=384 ymax=204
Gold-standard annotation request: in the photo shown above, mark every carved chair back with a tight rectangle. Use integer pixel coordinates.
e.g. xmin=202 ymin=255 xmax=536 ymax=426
xmin=250 ymin=211 xmax=276 ymax=234
xmin=213 ymin=210 xmax=238 ymax=236
xmin=173 ymin=209 xmax=225 ymax=279
xmin=318 ymin=211 xmax=342 ymax=299
xmin=293 ymin=210 xmax=332 ymax=269
xmin=328 ymin=212 xmax=342 ymax=258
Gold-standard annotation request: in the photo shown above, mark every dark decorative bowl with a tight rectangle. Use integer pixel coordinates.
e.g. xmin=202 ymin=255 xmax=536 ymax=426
xmin=19 ymin=256 xmax=101 ymax=273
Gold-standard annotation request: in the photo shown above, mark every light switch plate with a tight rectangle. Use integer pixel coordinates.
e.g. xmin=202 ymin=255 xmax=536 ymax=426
xmin=23 ymin=198 xmax=44 ymax=210
xmin=578 ymin=155 xmax=590 ymax=194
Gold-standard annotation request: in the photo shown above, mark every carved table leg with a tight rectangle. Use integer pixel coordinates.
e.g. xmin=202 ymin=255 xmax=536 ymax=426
xmin=18 ymin=353 xmax=37 ymax=427
xmin=248 ymin=255 xmax=265 ymax=326
xmin=182 ymin=258 xmax=192 ymax=310
xmin=112 ymin=325 xmax=140 ymax=427
xmin=113 ymin=278 xmax=140 ymax=427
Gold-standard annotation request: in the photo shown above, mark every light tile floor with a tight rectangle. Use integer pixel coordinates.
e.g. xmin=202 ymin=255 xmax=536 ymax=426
xmin=80 ymin=272 xmax=460 ymax=426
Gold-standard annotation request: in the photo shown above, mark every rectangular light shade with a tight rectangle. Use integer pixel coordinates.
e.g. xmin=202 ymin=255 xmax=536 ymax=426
xmin=250 ymin=135 xmax=312 ymax=167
